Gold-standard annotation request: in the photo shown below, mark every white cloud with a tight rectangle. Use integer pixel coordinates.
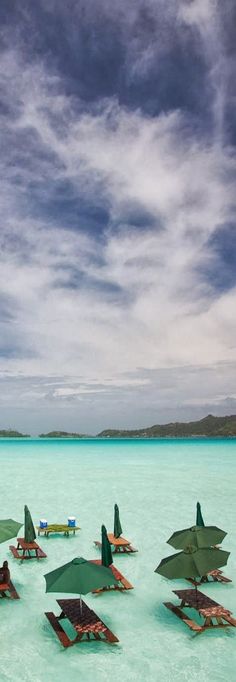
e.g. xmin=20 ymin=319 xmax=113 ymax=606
xmin=178 ymin=0 xmax=215 ymax=25
xmin=178 ymin=0 xmax=229 ymax=144
xmin=0 ymin=39 xmax=235 ymax=431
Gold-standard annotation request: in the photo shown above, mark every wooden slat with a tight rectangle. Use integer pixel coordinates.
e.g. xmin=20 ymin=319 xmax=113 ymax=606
xmin=17 ymin=538 xmax=39 ymax=550
xmin=0 ymin=580 xmax=20 ymax=599
xmin=164 ymin=602 xmax=202 ymax=632
xmin=9 ymin=546 xmax=21 ymax=559
xmin=221 ymin=613 xmax=236 ymax=627
xmin=46 ymin=600 xmax=119 ymax=647
xmin=0 ymin=583 xmax=10 ymax=593
xmin=90 ymin=560 xmax=134 ymax=591
xmin=119 ymin=575 xmax=133 ymax=589
xmin=103 ymin=626 xmax=119 ymax=643
xmin=59 ymin=599 xmax=118 ymax=642
xmin=0 ymin=582 xmax=20 ymax=600
xmin=57 ymin=599 xmax=94 ymax=626
xmin=36 ymin=547 xmax=47 ymax=558
xmin=9 ymin=544 xmax=46 ymax=560
xmin=209 ymin=570 xmax=232 ymax=583
xmin=107 ymin=534 xmax=130 ymax=546
xmin=187 ymin=569 xmax=232 ymax=586
xmin=8 ymin=581 xmax=20 ymax=599
xmin=120 ymin=544 xmax=138 ymax=553
xmin=45 ymin=611 xmax=73 ymax=648
xmin=94 ymin=541 xmax=137 ymax=554
xmin=94 ymin=536 xmax=137 ymax=553
xmin=167 ymin=589 xmax=236 ymax=633
xmin=173 ymin=589 xmax=219 ymax=609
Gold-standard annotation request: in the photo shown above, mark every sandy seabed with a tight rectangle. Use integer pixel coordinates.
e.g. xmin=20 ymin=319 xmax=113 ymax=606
xmin=0 ymin=437 xmax=235 ymax=682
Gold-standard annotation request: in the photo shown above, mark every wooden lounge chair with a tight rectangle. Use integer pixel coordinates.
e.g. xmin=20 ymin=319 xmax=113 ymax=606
xmin=37 ymin=523 xmax=80 ymax=537
xmin=164 ymin=588 xmax=236 ymax=635
xmin=0 ymin=581 xmax=20 ymax=599
xmin=187 ymin=569 xmax=232 ymax=586
xmin=9 ymin=538 xmax=47 ymax=560
xmin=45 ymin=598 xmax=119 ymax=647
xmin=90 ymin=559 xmax=133 ymax=591
xmin=94 ymin=533 xmax=137 ymax=554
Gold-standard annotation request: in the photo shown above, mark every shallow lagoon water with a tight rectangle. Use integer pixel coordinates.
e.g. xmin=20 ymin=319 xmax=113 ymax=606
xmin=0 ymin=437 xmax=235 ymax=682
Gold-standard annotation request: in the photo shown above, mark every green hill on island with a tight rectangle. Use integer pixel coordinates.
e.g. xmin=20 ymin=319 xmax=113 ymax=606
xmin=97 ymin=414 xmax=236 ymax=438
xmin=0 ymin=430 xmax=30 ymax=437
xmin=2 ymin=415 xmax=236 ymax=439
xmin=39 ymin=431 xmax=88 ymax=438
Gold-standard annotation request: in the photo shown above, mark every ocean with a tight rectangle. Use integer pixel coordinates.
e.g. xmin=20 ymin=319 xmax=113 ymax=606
xmin=0 ymin=437 xmax=235 ymax=682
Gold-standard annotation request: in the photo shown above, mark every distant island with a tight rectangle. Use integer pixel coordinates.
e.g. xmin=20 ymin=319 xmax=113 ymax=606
xmin=97 ymin=414 xmax=236 ymax=438
xmin=39 ymin=431 xmax=88 ymax=438
xmin=1 ymin=415 xmax=236 ymax=438
xmin=0 ymin=430 xmax=30 ymax=438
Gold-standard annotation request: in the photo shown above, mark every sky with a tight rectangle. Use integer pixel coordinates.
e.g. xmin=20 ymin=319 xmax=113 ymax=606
xmin=0 ymin=0 xmax=236 ymax=435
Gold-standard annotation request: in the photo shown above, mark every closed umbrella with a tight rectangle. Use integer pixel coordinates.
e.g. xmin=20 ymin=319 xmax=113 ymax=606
xmin=24 ymin=505 xmax=36 ymax=543
xmin=0 ymin=519 xmax=22 ymax=543
xmin=45 ymin=556 xmax=119 ymax=612
xmin=114 ymin=504 xmax=122 ymax=539
xmin=196 ymin=502 xmax=205 ymax=527
xmin=167 ymin=525 xmax=226 ymax=550
xmin=101 ymin=525 xmax=113 ymax=567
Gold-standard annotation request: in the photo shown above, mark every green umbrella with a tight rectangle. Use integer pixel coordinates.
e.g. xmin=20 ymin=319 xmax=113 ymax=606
xmin=114 ymin=504 xmax=122 ymax=539
xmin=196 ymin=502 xmax=205 ymax=527
xmin=101 ymin=525 xmax=113 ymax=567
xmin=24 ymin=505 xmax=36 ymax=543
xmin=0 ymin=519 xmax=22 ymax=543
xmin=167 ymin=525 xmax=226 ymax=550
xmin=45 ymin=557 xmax=119 ymax=611
xmin=155 ymin=546 xmax=230 ymax=581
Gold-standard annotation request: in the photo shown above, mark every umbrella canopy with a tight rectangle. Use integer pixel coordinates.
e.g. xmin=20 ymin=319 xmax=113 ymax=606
xmin=155 ymin=545 xmax=230 ymax=580
xmin=114 ymin=504 xmax=122 ymax=539
xmin=24 ymin=505 xmax=36 ymax=543
xmin=0 ymin=518 xmax=23 ymax=543
xmin=101 ymin=525 xmax=113 ymax=567
xmin=167 ymin=525 xmax=226 ymax=550
xmin=196 ymin=502 xmax=205 ymax=527
xmin=44 ymin=557 xmax=119 ymax=594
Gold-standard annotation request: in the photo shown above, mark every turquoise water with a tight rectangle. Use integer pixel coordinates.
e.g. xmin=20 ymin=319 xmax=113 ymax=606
xmin=0 ymin=438 xmax=235 ymax=682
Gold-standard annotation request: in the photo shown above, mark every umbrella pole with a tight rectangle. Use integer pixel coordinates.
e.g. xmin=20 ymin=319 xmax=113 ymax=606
xmin=80 ymin=595 xmax=82 ymax=615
